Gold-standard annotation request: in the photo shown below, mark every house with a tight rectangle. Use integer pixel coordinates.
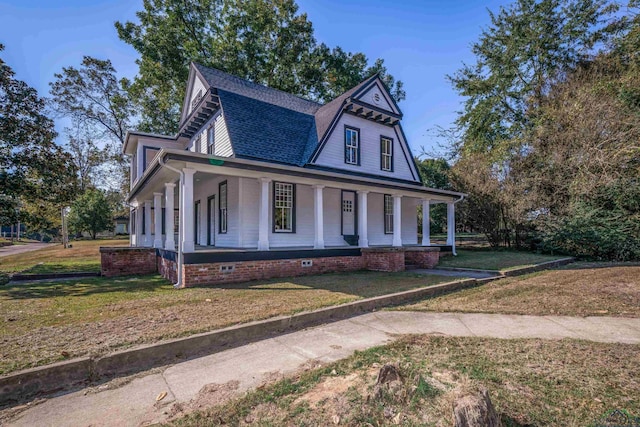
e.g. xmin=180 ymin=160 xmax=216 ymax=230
xmin=113 ymin=215 xmax=129 ymax=235
xmin=118 ymin=63 xmax=464 ymax=287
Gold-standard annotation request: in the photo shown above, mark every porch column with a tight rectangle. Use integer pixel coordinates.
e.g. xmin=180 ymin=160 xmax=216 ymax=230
xmin=144 ymin=200 xmax=152 ymax=247
xmin=421 ymin=199 xmax=431 ymax=246
xmin=181 ymin=168 xmax=196 ymax=252
xmin=164 ymin=183 xmax=176 ymax=250
xmin=257 ymin=178 xmax=271 ymax=251
xmin=313 ymin=185 xmax=325 ymax=249
xmin=153 ymin=193 xmax=163 ymax=248
xmin=392 ymin=194 xmax=402 ymax=247
xmin=134 ymin=201 xmax=143 ymax=247
xmin=446 ymin=201 xmax=455 ymax=253
xmin=357 ymin=190 xmax=369 ymax=247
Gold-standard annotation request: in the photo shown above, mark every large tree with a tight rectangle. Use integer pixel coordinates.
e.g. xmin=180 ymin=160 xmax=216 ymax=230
xmin=0 ymin=44 xmax=77 ymax=226
xmin=448 ymin=0 xmax=617 ymax=157
xmin=68 ymin=188 xmax=114 ymax=239
xmin=115 ymin=0 xmax=404 ymax=134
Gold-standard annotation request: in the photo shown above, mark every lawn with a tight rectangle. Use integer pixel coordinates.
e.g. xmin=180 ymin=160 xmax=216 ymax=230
xmin=0 ymin=239 xmax=128 ymax=274
xmin=437 ymin=249 xmax=568 ymax=271
xmin=401 ymin=263 xmax=640 ymax=317
xmin=170 ymin=335 xmax=640 ymax=426
xmin=0 ymin=271 xmax=457 ymax=375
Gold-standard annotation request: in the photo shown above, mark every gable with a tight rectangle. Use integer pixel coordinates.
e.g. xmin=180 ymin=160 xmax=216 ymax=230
xmin=311 ymin=112 xmax=420 ymax=183
xmin=179 ymin=67 xmax=210 ymax=126
xmin=357 ymin=82 xmax=399 ymax=115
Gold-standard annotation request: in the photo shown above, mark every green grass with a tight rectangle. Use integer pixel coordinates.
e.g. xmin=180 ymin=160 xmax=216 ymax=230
xmin=0 ymin=271 xmax=458 ymax=374
xmin=0 ymin=239 xmax=128 ymax=274
xmin=169 ymin=335 xmax=640 ymax=426
xmin=437 ymin=249 xmax=566 ymax=271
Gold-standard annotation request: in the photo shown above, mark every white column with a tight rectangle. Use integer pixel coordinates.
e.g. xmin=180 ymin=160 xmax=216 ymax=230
xmin=313 ymin=185 xmax=325 ymax=249
xmin=257 ymin=178 xmax=271 ymax=251
xmin=134 ymin=201 xmax=143 ymax=247
xmin=144 ymin=200 xmax=152 ymax=247
xmin=164 ymin=183 xmax=176 ymax=250
xmin=153 ymin=192 xmax=163 ymax=248
xmin=447 ymin=202 xmax=456 ymax=253
xmin=392 ymin=194 xmax=402 ymax=247
xmin=357 ymin=190 xmax=369 ymax=247
xmin=421 ymin=199 xmax=431 ymax=246
xmin=181 ymin=168 xmax=196 ymax=252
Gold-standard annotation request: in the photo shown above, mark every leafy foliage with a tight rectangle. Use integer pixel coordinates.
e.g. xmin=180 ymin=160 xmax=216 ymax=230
xmin=68 ymin=189 xmax=114 ymax=239
xmin=115 ymin=0 xmax=404 ymax=134
xmin=0 ymin=44 xmax=77 ymax=226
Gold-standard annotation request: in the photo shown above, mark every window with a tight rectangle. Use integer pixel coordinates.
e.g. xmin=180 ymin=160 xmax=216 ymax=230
xmin=380 ymin=137 xmax=393 ymax=171
xmin=219 ymin=181 xmax=228 ymax=233
xmin=273 ymin=182 xmax=295 ymax=232
xmin=207 ymin=125 xmax=215 ymax=155
xmin=344 ymin=126 xmax=360 ymax=165
xmin=384 ymin=194 xmax=393 ymax=234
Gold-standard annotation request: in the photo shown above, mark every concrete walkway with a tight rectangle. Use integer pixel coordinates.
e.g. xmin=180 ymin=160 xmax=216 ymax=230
xmin=413 ymin=268 xmax=499 ymax=279
xmin=7 ymin=311 xmax=640 ymax=427
xmin=0 ymin=242 xmax=49 ymax=258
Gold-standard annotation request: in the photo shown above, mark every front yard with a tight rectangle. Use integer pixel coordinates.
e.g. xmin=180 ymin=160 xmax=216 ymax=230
xmin=437 ymin=249 xmax=567 ymax=271
xmin=171 ymin=335 xmax=640 ymax=426
xmin=0 ymin=239 xmax=128 ymax=274
xmin=0 ymin=271 xmax=457 ymax=375
xmin=402 ymin=263 xmax=640 ymax=317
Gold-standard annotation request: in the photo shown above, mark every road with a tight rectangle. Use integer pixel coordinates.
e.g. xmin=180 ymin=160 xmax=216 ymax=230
xmin=0 ymin=242 xmax=50 ymax=258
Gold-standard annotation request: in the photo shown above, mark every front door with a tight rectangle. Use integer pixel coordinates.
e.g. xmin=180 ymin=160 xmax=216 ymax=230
xmin=341 ymin=191 xmax=356 ymax=236
xmin=207 ymin=195 xmax=215 ymax=246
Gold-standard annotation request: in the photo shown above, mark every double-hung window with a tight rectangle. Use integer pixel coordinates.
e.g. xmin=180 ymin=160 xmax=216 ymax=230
xmin=384 ymin=194 xmax=393 ymax=234
xmin=380 ymin=136 xmax=393 ymax=171
xmin=274 ymin=182 xmax=295 ymax=232
xmin=219 ymin=181 xmax=228 ymax=233
xmin=344 ymin=126 xmax=360 ymax=165
xmin=207 ymin=125 xmax=215 ymax=155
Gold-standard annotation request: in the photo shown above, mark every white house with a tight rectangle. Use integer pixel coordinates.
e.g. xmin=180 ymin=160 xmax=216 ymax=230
xmin=121 ymin=63 xmax=464 ymax=287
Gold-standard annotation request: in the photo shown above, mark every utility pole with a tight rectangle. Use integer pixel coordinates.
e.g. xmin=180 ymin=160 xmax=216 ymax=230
xmin=61 ymin=207 xmax=69 ymax=249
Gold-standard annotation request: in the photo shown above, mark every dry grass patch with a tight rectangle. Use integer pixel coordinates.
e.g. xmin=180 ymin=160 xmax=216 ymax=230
xmin=402 ymin=263 xmax=640 ymax=317
xmin=0 ymin=239 xmax=128 ymax=274
xmin=168 ymin=335 xmax=640 ymax=426
xmin=0 ymin=271 xmax=454 ymax=375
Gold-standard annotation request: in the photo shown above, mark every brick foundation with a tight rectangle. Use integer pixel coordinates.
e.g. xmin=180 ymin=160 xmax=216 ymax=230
xmin=361 ymin=247 xmax=405 ymax=272
xmin=404 ymin=247 xmax=440 ymax=269
xmin=100 ymin=247 xmax=157 ymax=277
xmin=157 ymin=255 xmax=178 ymax=284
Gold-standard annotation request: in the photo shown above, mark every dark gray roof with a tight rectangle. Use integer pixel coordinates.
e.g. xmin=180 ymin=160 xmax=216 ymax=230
xmin=219 ymin=90 xmax=317 ymax=166
xmin=192 ymin=63 xmax=384 ymax=167
xmin=193 ymin=63 xmax=321 ymax=115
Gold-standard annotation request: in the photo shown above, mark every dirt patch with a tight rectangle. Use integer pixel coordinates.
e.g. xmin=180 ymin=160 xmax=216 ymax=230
xmin=168 ymin=380 xmax=240 ymax=421
xmin=402 ymin=263 xmax=640 ymax=317
xmin=294 ymin=372 xmax=362 ymax=409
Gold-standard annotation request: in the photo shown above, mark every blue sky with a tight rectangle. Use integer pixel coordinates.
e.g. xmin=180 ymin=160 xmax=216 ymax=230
xmin=0 ymin=0 xmax=509 ymax=155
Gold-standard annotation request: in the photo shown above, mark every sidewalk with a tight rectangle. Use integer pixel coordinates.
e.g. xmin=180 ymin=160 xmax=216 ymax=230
xmin=0 ymin=242 xmax=49 ymax=258
xmin=6 ymin=311 xmax=640 ymax=427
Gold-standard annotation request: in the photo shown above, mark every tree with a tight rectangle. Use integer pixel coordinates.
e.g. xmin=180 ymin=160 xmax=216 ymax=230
xmin=115 ymin=0 xmax=404 ymax=134
xmin=448 ymin=0 xmax=616 ymax=157
xmin=415 ymin=158 xmax=450 ymax=234
xmin=0 ymin=44 xmax=77 ymax=226
xmin=68 ymin=189 xmax=114 ymax=239
xmin=64 ymin=124 xmax=112 ymax=192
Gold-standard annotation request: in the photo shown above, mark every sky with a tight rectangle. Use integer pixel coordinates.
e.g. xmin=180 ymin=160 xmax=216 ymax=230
xmin=0 ymin=0 xmax=510 ymax=156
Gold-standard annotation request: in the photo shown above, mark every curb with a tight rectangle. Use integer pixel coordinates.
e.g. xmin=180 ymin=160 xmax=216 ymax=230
xmin=0 ymin=277 xmax=480 ymax=406
xmin=500 ymin=257 xmax=575 ymax=277
xmin=435 ymin=266 xmax=500 ymax=274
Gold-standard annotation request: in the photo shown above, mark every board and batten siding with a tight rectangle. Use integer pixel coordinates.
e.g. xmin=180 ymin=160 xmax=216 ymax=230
xmin=188 ymin=111 xmax=233 ymax=157
xmin=313 ymin=113 xmax=418 ymax=182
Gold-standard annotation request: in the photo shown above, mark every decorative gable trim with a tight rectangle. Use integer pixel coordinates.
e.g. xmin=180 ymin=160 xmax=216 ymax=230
xmin=356 ymin=80 xmax=401 ymax=116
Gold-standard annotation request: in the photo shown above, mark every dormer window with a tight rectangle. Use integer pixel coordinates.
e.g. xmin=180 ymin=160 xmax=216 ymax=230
xmin=344 ymin=126 xmax=360 ymax=165
xmin=380 ymin=136 xmax=393 ymax=171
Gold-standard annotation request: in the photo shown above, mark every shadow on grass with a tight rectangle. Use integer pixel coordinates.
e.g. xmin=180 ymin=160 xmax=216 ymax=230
xmin=208 ymin=271 xmax=451 ymax=299
xmin=1 ymin=274 xmax=171 ymax=299
xmin=18 ymin=263 xmax=100 ymax=274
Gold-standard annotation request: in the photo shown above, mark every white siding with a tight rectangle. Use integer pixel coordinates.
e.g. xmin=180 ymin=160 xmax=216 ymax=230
xmin=269 ymin=182 xmax=315 ymax=247
xmin=359 ymin=83 xmax=398 ymax=114
xmin=313 ymin=113 xmax=418 ymax=182
xmin=193 ymin=175 xmax=240 ymax=247
xmin=322 ymin=187 xmax=348 ymax=247
xmin=188 ymin=111 xmax=233 ymax=157
xmin=367 ymin=193 xmax=393 ymax=246
xmin=401 ymin=197 xmax=419 ymax=245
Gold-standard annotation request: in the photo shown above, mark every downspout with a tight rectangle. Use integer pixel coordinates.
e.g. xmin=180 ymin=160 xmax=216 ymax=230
xmin=452 ymin=194 xmax=466 ymax=256
xmin=159 ymin=156 xmax=184 ymax=289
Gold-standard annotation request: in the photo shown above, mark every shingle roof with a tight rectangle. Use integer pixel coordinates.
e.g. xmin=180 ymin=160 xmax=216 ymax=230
xmin=219 ymin=90 xmax=317 ymax=166
xmin=192 ymin=63 xmax=379 ymax=166
xmin=193 ymin=63 xmax=321 ymax=115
